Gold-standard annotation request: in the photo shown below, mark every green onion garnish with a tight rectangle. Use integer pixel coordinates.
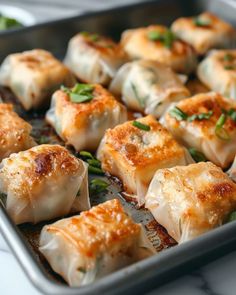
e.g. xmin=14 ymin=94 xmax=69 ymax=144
xmin=228 ymin=109 xmax=236 ymax=121
xmin=90 ymin=178 xmax=110 ymax=194
xmin=188 ymin=148 xmax=207 ymax=162
xmin=187 ymin=110 xmax=213 ymax=122
xmin=0 ymin=14 xmax=23 ymax=31
xmin=224 ymin=53 xmax=234 ymax=62
xmin=61 ymin=83 xmax=94 ymax=103
xmin=193 ymin=17 xmax=211 ymax=27
xmin=215 ymin=114 xmax=230 ymax=141
xmin=79 ymin=151 xmax=104 ymax=175
xmin=227 ymin=211 xmax=236 ymax=222
xmin=169 ymin=106 xmax=188 ymax=121
xmin=147 ymin=29 xmax=176 ymax=48
xmin=132 ymin=121 xmax=150 ymax=131
xmin=80 ymin=31 xmax=100 ymax=42
xmin=38 ymin=136 xmax=49 ymax=144
xmin=224 ymin=65 xmax=234 ymax=70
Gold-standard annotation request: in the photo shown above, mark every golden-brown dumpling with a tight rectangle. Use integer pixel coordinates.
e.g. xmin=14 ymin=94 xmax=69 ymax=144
xmin=64 ymin=32 xmax=128 ymax=85
xmin=46 ymin=83 xmax=127 ymax=151
xmin=145 ymin=162 xmax=236 ymax=243
xmin=109 ymin=59 xmax=190 ymax=118
xmin=162 ymin=92 xmax=236 ymax=168
xmin=39 ymin=199 xmax=155 ymax=286
xmin=171 ymin=12 xmax=236 ymax=55
xmin=120 ymin=25 xmax=197 ymax=74
xmin=97 ymin=115 xmax=193 ymax=206
xmin=0 ymin=49 xmax=75 ymax=110
xmin=197 ymin=50 xmax=236 ymax=99
xmin=0 ymin=103 xmax=36 ymax=161
xmin=0 ymin=144 xmax=90 ymax=224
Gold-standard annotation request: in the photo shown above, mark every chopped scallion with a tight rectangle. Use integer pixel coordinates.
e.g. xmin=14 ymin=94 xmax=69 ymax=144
xmin=90 ymin=178 xmax=110 ymax=194
xmin=215 ymin=114 xmax=230 ymax=141
xmin=79 ymin=151 xmax=104 ymax=175
xmin=169 ymin=106 xmax=188 ymax=121
xmin=187 ymin=110 xmax=213 ymax=122
xmin=61 ymin=83 xmax=94 ymax=103
xmin=132 ymin=120 xmax=150 ymax=131
xmin=188 ymin=148 xmax=206 ymax=162
xmin=193 ymin=17 xmax=211 ymax=27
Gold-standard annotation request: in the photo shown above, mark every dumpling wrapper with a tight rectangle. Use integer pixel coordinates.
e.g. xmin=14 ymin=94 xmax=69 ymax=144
xmin=109 ymin=59 xmax=190 ymax=118
xmin=64 ymin=32 xmax=128 ymax=85
xmin=39 ymin=199 xmax=155 ymax=287
xmin=197 ymin=50 xmax=236 ymax=99
xmin=0 ymin=49 xmax=76 ymax=110
xmin=97 ymin=115 xmax=193 ymax=206
xmin=46 ymin=84 xmax=127 ymax=151
xmin=171 ymin=12 xmax=236 ymax=55
xmin=161 ymin=92 xmax=236 ymax=169
xmin=0 ymin=103 xmax=36 ymax=161
xmin=0 ymin=144 xmax=90 ymax=224
xmin=120 ymin=25 xmax=197 ymax=74
xmin=145 ymin=162 xmax=236 ymax=243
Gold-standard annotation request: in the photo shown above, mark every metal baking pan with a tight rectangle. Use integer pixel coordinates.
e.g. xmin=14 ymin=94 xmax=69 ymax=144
xmin=0 ymin=0 xmax=236 ymax=294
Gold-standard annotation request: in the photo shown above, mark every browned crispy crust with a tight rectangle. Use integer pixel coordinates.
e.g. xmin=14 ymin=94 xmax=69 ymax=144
xmin=46 ymin=199 xmax=141 ymax=258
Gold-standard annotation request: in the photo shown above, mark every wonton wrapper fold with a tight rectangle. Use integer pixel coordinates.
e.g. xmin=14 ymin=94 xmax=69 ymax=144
xmin=39 ymin=199 xmax=155 ymax=286
xmin=145 ymin=162 xmax=236 ymax=243
xmin=109 ymin=60 xmax=190 ymax=118
xmin=0 ymin=49 xmax=75 ymax=110
xmin=64 ymin=33 xmax=128 ymax=85
xmin=0 ymin=144 xmax=90 ymax=224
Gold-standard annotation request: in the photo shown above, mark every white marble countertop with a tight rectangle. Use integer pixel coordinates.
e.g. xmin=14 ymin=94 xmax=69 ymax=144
xmin=0 ymin=1 xmax=236 ymax=294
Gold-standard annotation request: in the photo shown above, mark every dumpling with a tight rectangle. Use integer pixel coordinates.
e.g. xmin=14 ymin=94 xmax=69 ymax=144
xmin=97 ymin=115 xmax=193 ymax=206
xmin=0 ymin=103 xmax=36 ymax=161
xmin=145 ymin=162 xmax=236 ymax=243
xmin=0 ymin=144 xmax=90 ymax=224
xmin=39 ymin=199 xmax=155 ymax=286
xmin=64 ymin=32 xmax=128 ymax=85
xmin=0 ymin=49 xmax=75 ymax=110
xmin=162 ymin=92 xmax=236 ymax=168
xmin=109 ymin=59 xmax=190 ymax=118
xmin=171 ymin=12 xmax=236 ymax=55
xmin=46 ymin=83 xmax=127 ymax=151
xmin=120 ymin=25 xmax=197 ymax=74
xmin=197 ymin=50 xmax=236 ymax=99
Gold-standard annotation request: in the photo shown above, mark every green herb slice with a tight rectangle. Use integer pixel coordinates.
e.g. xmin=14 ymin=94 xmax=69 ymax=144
xmin=193 ymin=17 xmax=211 ymax=27
xmin=169 ymin=106 xmax=188 ymax=121
xmin=224 ymin=65 xmax=234 ymax=70
xmin=147 ymin=30 xmax=163 ymax=41
xmin=70 ymin=93 xmax=93 ymax=103
xmin=227 ymin=211 xmax=236 ymax=222
xmin=61 ymin=83 xmax=94 ymax=103
xmin=38 ymin=136 xmax=49 ymax=144
xmin=0 ymin=14 xmax=23 ymax=31
xmin=224 ymin=53 xmax=234 ymax=62
xmin=132 ymin=120 xmax=151 ymax=131
xmin=90 ymin=178 xmax=110 ymax=194
xmin=187 ymin=110 xmax=213 ymax=122
xmin=188 ymin=148 xmax=207 ymax=162
xmin=79 ymin=151 xmax=104 ymax=175
xmin=215 ymin=114 xmax=230 ymax=141
xmin=228 ymin=109 xmax=236 ymax=121
xmin=147 ymin=29 xmax=176 ymax=48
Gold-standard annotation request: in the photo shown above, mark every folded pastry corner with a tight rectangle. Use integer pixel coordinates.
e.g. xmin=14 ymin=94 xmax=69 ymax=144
xmin=64 ymin=32 xmax=128 ymax=85
xmin=145 ymin=162 xmax=236 ymax=243
xmin=163 ymin=92 xmax=236 ymax=168
xmin=39 ymin=199 xmax=155 ymax=286
xmin=0 ymin=49 xmax=75 ymax=110
xmin=0 ymin=144 xmax=90 ymax=224
xmin=109 ymin=59 xmax=190 ymax=118
xmin=120 ymin=25 xmax=197 ymax=74
xmin=46 ymin=83 xmax=127 ymax=151
xmin=197 ymin=50 xmax=236 ymax=99
xmin=172 ymin=12 xmax=236 ymax=55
